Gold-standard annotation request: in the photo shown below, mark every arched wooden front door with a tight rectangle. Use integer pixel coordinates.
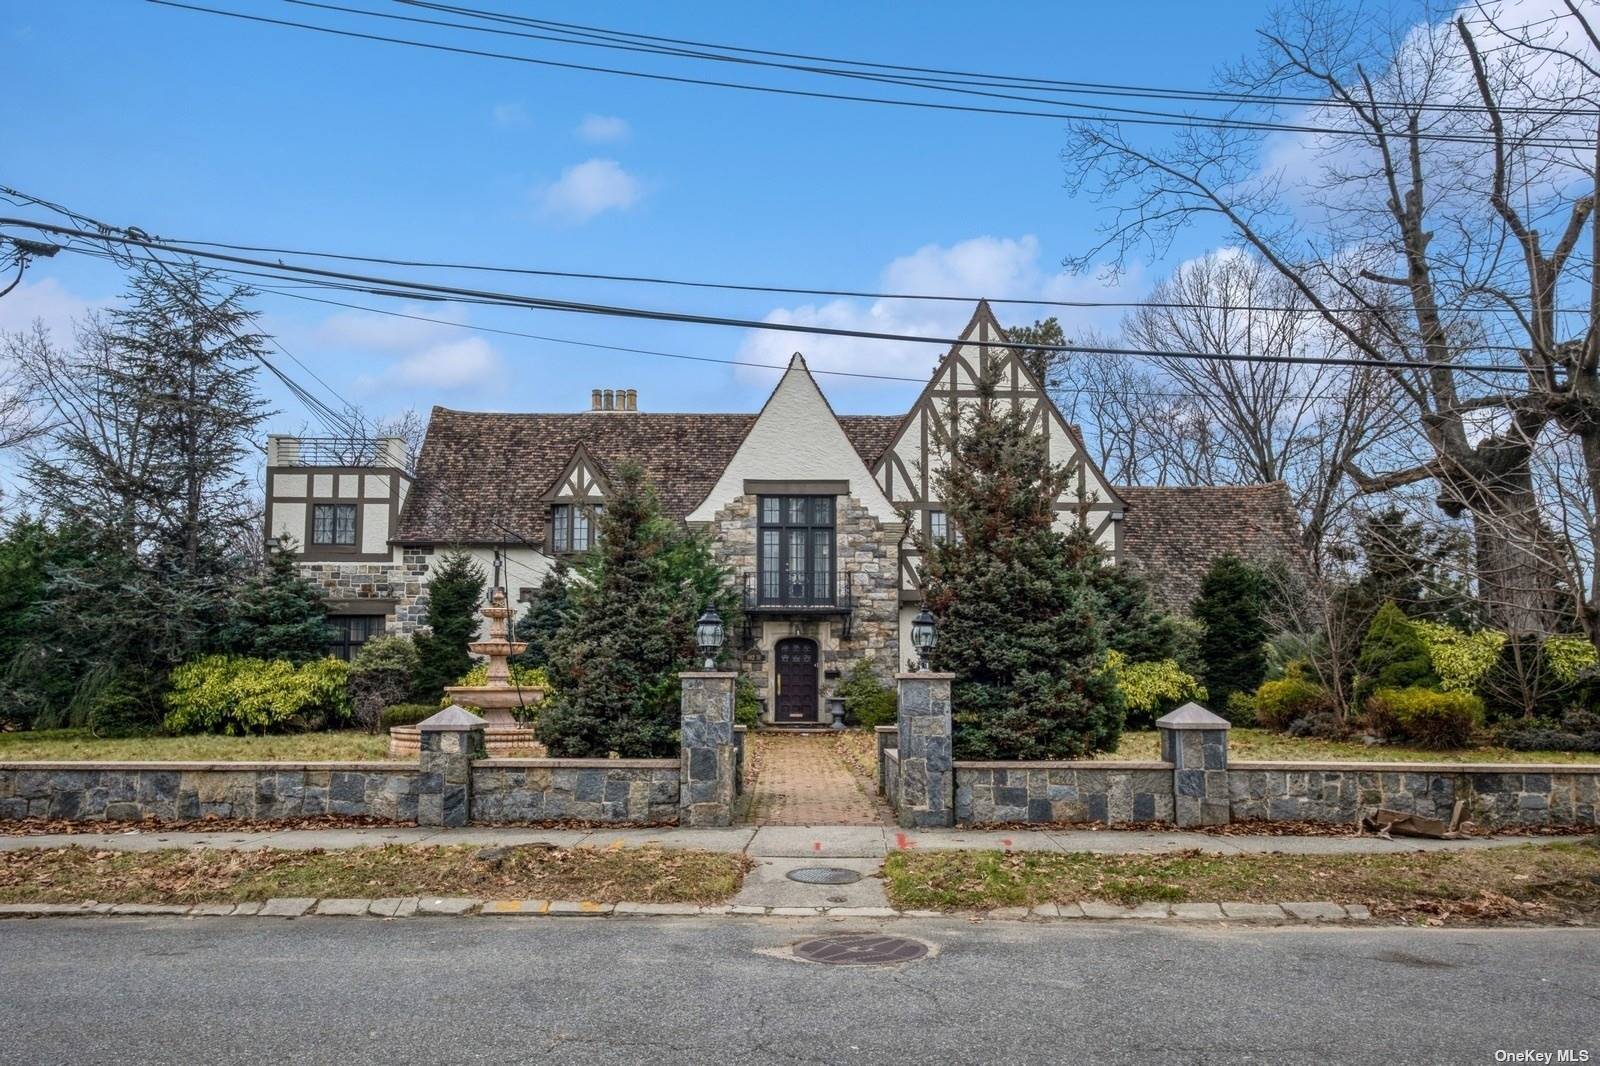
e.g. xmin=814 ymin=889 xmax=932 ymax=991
xmin=773 ymin=638 xmax=819 ymax=723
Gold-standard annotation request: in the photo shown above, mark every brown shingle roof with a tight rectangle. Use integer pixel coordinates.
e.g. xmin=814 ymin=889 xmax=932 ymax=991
xmin=1115 ymin=482 xmax=1307 ymax=612
xmin=396 ymin=408 xmax=898 ymax=545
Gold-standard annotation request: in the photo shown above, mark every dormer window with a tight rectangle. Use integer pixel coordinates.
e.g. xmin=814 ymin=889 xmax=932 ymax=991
xmin=551 ymin=503 xmax=602 ymax=554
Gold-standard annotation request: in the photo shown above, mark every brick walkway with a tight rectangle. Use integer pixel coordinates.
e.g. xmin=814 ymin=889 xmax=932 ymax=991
xmin=739 ymin=733 xmax=892 ymax=826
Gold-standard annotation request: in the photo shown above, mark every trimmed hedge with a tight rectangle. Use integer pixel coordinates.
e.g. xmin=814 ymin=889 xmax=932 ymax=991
xmin=379 ymin=702 xmax=439 ymax=729
xmin=1365 ymin=686 xmax=1483 ymax=750
xmin=163 ymin=656 xmax=350 ymax=735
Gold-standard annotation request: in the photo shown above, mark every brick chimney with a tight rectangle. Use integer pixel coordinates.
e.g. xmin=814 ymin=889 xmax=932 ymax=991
xmin=589 ymin=387 xmax=637 ymax=412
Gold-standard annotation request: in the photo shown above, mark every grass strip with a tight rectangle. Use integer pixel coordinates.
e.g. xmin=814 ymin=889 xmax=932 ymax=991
xmin=883 ymin=843 xmax=1600 ymax=923
xmin=0 ymin=729 xmax=393 ymax=763
xmin=0 ymin=844 xmax=749 ymax=905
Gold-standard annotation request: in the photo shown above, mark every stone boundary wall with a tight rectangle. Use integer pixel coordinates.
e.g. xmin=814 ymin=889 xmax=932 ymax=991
xmin=1229 ymin=761 xmax=1600 ymax=828
xmin=883 ymin=748 xmax=900 ymax=806
xmin=954 ymin=762 xmax=1175 ymax=825
xmin=471 ymin=759 xmax=679 ymax=824
xmin=0 ymin=762 xmax=420 ymax=822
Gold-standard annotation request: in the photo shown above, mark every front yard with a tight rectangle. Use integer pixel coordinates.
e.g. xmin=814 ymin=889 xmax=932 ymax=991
xmin=1105 ymin=728 xmax=1600 ymax=764
xmin=882 ymin=842 xmax=1600 ymax=923
xmin=0 ymin=844 xmax=749 ymax=905
xmin=0 ymin=729 xmax=391 ymax=762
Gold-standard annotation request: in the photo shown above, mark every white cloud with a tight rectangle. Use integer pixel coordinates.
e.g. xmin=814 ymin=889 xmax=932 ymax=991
xmin=315 ymin=303 xmax=468 ymax=352
xmin=389 ymin=337 xmax=502 ymax=390
xmin=734 ymin=236 xmax=1143 ymax=387
xmin=0 ymin=277 xmax=99 ymax=344
xmin=492 ymin=101 xmax=531 ymax=128
xmin=537 ymin=158 xmax=642 ymax=222
xmin=576 ymin=114 xmax=630 ymax=143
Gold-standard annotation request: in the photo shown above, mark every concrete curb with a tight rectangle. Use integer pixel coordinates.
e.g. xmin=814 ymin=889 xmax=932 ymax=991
xmin=0 ymin=898 xmax=1373 ymax=923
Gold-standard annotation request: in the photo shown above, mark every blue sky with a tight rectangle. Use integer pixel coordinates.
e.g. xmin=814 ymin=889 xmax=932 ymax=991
xmin=3 ymin=0 xmax=1277 ymax=433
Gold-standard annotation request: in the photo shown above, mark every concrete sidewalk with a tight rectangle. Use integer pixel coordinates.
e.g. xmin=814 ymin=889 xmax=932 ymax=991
xmin=0 ymin=823 xmax=1587 ymax=857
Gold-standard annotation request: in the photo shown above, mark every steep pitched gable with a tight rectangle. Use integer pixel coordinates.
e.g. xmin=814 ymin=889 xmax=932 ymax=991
xmin=541 ymin=442 xmax=609 ymax=502
xmin=685 ymin=354 xmax=898 ymax=524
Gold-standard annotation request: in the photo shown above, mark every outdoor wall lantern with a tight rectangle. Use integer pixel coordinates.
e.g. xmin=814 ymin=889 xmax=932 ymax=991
xmin=695 ymin=605 xmax=726 ymax=669
xmin=910 ymin=607 xmax=938 ymax=671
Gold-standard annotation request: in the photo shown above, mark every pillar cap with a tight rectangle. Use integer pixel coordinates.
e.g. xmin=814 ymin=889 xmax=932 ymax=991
xmin=896 ymin=672 xmax=956 ymax=680
xmin=1154 ymin=702 xmax=1231 ymax=730
xmin=418 ymin=704 xmax=488 ymax=731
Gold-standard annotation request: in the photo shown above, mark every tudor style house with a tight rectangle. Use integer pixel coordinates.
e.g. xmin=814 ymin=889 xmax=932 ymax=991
xmin=265 ymin=303 xmax=1305 ymax=725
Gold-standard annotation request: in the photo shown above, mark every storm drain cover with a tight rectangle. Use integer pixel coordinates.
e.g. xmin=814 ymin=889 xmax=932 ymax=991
xmin=793 ymin=933 xmax=928 ymax=967
xmin=786 ymin=866 xmax=862 ymax=885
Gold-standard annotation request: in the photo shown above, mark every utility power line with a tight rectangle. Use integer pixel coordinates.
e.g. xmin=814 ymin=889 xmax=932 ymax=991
xmin=157 ymin=229 xmax=1588 ymax=320
xmin=144 ymin=0 xmax=1598 ymax=149
xmin=398 ymin=0 xmax=1593 ymax=117
xmin=4 ymin=215 xmax=1541 ymax=375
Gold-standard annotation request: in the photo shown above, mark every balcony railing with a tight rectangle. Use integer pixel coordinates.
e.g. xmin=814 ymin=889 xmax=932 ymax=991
xmin=742 ymin=571 xmax=855 ymax=613
xmin=267 ymin=436 xmax=409 ymax=470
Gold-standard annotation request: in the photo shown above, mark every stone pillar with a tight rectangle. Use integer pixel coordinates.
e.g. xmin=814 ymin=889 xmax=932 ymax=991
xmin=895 ymin=672 xmax=955 ymax=828
xmin=1156 ymin=702 xmax=1231 ymax=828
xmin=417 ymin=705 xmax=486 ymax=828
xmin=679 ymin=672 xmax=737 ymax=827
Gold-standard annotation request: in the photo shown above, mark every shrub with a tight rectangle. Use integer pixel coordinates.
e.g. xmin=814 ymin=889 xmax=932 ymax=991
xmin=1224 ymin=691 xmax=1258 ymax=728
xmin=164 ymin=656 xmax=350 ymax=735
xmin=1356 ymin=602 xmax=1437 ymax=697
xmin=1499 ymin=708 xmax=1600 ymax=753
xmin=1545 ymin=636 xmax=1600 ymax=685
xmin=734 ymin=676 xmax=761 ymax=728
xmin=347 ymin=636 xmax=419 ymax=733
xmin=1287 ymin=711 xmax=1349 ymax=740
xmin=1189 ymin=554 xmax=1268 ymax=709
xmin=1365 ymin=687 xmax=1482 ymax=750
xmin=1106 ymin=651 xmax=1206 ymax=729
xmin=379 ymin=702 xmax=439 ymax=729
xmin=1410 ymin=621 xmax=1504 ymax=693
xmin=837 ymin=659 xmax=897 ymax=729
xmin=1252 ymin=676 xmax=1331 ymax=731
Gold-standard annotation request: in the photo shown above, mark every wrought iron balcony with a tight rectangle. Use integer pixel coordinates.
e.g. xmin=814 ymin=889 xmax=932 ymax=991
xmin=266 ymin=435 xmax=409 ymax=469
xmin=741 ymin=571 xmax=855 ymax=614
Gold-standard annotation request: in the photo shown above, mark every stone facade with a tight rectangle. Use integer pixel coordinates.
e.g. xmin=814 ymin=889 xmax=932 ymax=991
xmin=0 ymin=763 xmax=420 ymax=822
xmin=679 ymin=672 xmax=737 ymax=827
xmin=954 ymin=763 xmax=1175 ymax=824
xmin=895 ymin=673 xmax=955 ymax=828
xmin=710 ymin=493 xmax=902 ymax=719
xmin=298 ymin=546 xmax=433 ymax=633
xmin=1228 ymin=763 xmax=1600 ymax=828
xmin=471 ymin=760 xmax=679 ymax=823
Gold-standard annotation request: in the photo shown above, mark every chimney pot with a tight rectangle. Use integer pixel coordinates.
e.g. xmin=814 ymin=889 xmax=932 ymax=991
xmin=603 ymin=389 xmax=614 ymax=411
xmin=626 ymin=388 xmax=637 ymax=411
xmin=591 ymin=388 xmax=601 ymax=411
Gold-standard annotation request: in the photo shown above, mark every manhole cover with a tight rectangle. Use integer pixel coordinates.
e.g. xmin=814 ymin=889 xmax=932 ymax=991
xmin=786 ymin=866 xmax=862 ymax=885
xmin=793 ymin=934 xmax=928 ymax=966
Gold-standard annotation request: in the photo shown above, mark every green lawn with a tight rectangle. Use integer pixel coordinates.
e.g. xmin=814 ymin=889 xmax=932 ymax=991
xmin=1104 ymin=727 xmax=1600 ymax=764
xmin=0 ymin=729 xmax=392 ymax=762
xmin=882 ymin=843 xmax=1600 ymax=922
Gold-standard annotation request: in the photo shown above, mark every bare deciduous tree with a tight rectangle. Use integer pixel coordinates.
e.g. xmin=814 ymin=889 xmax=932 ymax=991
xmin=1065 ymin=0 xmax=1600 ymax=644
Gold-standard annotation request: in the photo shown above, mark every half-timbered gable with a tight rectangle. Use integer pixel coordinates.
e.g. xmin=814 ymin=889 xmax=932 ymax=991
xmin=873 ymin=301 xmax=1125 ymax=603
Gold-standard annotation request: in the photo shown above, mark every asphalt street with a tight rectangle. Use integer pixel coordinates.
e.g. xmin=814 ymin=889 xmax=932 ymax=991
xmin=0 ymin=917 xmax=1594 ymax=1065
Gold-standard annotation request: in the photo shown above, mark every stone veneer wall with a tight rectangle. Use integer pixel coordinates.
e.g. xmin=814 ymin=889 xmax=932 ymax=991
xmin=0 ymin=763 xmax=421 ymax=822
xmin=1228 ymin=762 xmax=1600 ymax=828
xmin=954 ymin=763 xmax=1176 ymax=824
xmin=470 ymin=760 xmax=680 ymax=823
xmin=709 ymin=494 xmax=902 ymax=710
xmin=298 ymin=546 xmax=433 ymax=633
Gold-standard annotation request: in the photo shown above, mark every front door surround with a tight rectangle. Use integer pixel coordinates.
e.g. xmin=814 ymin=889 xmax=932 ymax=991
xmin=774 ymin=637 xmax=819 ymax=722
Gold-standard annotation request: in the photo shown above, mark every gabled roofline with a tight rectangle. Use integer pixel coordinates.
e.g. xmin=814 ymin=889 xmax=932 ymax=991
xmin=539 ymin=441 xmax=609 ymax=502
xmin=873 ymin=300 xmax=1125 ymax=509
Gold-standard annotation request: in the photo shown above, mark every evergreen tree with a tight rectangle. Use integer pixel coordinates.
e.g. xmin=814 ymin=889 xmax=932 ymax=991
xmin=512 ymin=561 xmax=573 ymax=670
xmin=1078 ymin=535 xmax=1186 ymax=663
xmin=219 ymin=542 xmax=334 ymax=662
xmin=1190 ymin=554 xmax=1269 ymax=708
xmin=1355 ymin=601 xmax=1437 ymax=697
xmin=1353 ymin=507 xmax=1475 ymax=628
xmin=411 ymin=549 xmax=485 ymax=700
xmin=538 ymin=462 xmax=736 ymax=758
xmin=921 ymin=378 xmax=1124 ymax=760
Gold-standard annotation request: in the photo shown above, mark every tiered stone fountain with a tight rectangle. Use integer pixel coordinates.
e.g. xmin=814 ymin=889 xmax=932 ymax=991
xmin=388 ymin=587 xmax=546 ymax=757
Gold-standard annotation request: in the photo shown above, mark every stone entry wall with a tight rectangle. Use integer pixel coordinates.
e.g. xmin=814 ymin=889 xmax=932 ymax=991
xmin=471 ymin=760 xmax=679 ymax=823
xmin=0 ymin=763 xmax=421 ymax=822
xmin=954 ymin=764 xmax=1175 ymax=824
